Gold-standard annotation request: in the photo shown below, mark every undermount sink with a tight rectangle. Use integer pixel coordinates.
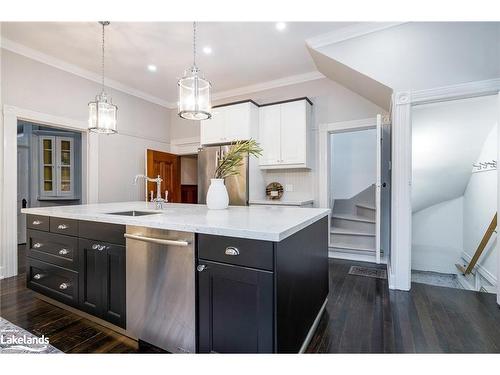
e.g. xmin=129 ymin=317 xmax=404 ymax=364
xmin=107 ymin=210 xmax=160 ymax=217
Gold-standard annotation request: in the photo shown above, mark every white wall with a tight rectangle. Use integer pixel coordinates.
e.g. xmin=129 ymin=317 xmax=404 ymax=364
xmin=412 ymin=196 xmax=464 ymax=274
xmin=319 ymin=22 xmax=500 ymax=91
xmin=331 ymin=129 xmax=376 ymax=200
xmin=463 ymin=124 xmax=498 ymax=279
xmin=1 ymin=50 xmax=171 ymax=202
xmin=169 ymin=78 xmax=384 ymax=205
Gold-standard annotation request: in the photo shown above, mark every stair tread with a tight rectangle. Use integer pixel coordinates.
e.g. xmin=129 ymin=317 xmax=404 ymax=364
xmin=331 ymin=213 xmax=376 ymax=223
xmin=356 ymin=203 xmax=376 ymax=211
xmin=330 ymin=242 xmax=376 ymax=252
xmin=330 ymin=227 xmax=375 ymax=236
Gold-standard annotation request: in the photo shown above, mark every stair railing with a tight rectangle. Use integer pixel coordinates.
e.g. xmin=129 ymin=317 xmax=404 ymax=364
xmin=455 ymin=213 xmax=497 ymax=275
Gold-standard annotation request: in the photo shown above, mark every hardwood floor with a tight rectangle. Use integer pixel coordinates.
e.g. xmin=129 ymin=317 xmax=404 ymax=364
xmin=2 ymin=258 xmax=500 ymax=353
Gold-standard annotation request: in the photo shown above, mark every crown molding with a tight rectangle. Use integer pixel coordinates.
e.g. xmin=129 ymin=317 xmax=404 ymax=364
xmin=1 ymin=37 xmax=177 ymax=109
xmin=306 ymin=22 xmax=406 ymax=49
xmin=212 ymin=71 xmax=325 ymax=101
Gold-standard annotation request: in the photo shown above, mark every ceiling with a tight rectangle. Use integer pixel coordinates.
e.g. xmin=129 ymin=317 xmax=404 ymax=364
xmin=2 ymin=22 xmax=355 ymax=105
xmin=412 ymin=95 xmax=497 ymax=213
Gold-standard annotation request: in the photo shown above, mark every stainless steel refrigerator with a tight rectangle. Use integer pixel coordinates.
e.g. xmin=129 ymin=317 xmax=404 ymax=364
xmin=198 ymin=145 xmax=249 ymax=206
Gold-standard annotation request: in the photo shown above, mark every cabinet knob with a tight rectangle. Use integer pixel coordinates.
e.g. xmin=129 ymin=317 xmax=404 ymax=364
xmin=59 ymin=283 xmax=69 ymax=290
xmin=33 ymin=242 xmax=42 ymax=249
xmin=58 ymin=248 xmax=69 ymax=255
xmin=57 ymin=224 xmax=68 ymax=230
xmin=197 ymin=265 xmax=208 ymax=272
xmin=33 ymin=273 xmax=43 ymax=280
xmin=32 ymin=220 xmax=41 ymax=225
xmin=225 ymin=247 xmax=240 ymax=256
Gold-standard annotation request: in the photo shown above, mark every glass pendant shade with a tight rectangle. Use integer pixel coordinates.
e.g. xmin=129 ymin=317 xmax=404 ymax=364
xmin=88 ymin=92 xmax=117 ymax=134
xmin=178 ymin=67 xmax=212 ymax=120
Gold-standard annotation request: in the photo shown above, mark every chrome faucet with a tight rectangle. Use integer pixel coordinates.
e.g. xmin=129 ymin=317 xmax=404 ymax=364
xmin=134 ymin=174 xmax=167 ymax=209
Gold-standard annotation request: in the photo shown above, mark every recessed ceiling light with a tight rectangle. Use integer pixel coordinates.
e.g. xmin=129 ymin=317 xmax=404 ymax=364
xmin=275 ymin=22 xmax=286 ymax=31
xmin=147 ymin=64 xmax=157 ymax=72
xmin=203 ymin=46 xmax=212 ymax=54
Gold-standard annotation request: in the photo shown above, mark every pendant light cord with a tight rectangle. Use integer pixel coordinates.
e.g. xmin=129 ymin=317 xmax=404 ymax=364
xmin=101 ymin=22 xmax=106 ymax=93
xmin=192 ymin=21 xmax=197 ymax=68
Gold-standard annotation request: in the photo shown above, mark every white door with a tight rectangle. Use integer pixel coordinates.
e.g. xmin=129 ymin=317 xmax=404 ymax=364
xmin=17 ymin=146 xmax=29 ymax=244
xmin=225 ymin=103 xmax=250 ymax=142
xmin=258 ymin=105 xmax=281 ymax=165
xmin=200 ymin=107 xmax=226 ymax=145
xmin=375 ymin=114 xmax=382 ymax=264
xmin=280 ymin=101 xmax=306 ymax=165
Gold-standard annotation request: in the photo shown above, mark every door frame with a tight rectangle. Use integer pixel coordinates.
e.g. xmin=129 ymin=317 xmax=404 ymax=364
xmin=1 ymin=105 xmax=98 ymax=279
xmin=390 ymin=78 xmax=500 ymax=292
xmin=318 ymin=117 xmax=378 ymax=261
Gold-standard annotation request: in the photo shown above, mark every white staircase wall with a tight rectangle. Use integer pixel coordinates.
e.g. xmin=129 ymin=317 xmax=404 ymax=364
xmin=462 ymin=124 xmax=498 ymax=284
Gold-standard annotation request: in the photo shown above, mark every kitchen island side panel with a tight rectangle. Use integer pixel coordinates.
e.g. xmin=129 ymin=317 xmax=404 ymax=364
xmin=275 ymin=216 xmax=329 ymax=353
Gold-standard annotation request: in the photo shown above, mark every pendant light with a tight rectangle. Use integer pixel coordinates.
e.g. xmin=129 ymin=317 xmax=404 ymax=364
xmin=88 ymin=21 xmax=117 ymax=134
xmin=178 ymin=22 xmax=212 ymax=120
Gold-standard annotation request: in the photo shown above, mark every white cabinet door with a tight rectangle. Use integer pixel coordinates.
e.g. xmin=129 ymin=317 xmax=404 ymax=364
xmin=56 ymin=137 xmax=74 ymax=197
xmin=200 ymin=107 xmax=226 ymax=145
xmin=224 ymin=103 xmax=251 ymax=143
xmin=258 ymin=105 xmax=281 ymax=166
xmin=280 ymin=101 xmax=306 ymax=165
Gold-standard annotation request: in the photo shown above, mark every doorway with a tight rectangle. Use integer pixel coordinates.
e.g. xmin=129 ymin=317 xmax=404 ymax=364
xmin=17 ymin=120 xmax=83 ymax=274
xmin=411 ymin=95 xmax=498 ymax=291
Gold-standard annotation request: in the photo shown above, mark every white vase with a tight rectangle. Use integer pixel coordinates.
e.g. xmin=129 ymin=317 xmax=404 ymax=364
xmin=206 ymin=178 xmax=229 ymax=210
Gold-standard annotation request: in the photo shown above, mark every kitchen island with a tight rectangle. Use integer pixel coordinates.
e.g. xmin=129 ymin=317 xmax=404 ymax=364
xmin=22 ymin=202 xmax=330 ymax=353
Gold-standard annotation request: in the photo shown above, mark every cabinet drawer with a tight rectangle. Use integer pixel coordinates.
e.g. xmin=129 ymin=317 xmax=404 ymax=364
xmin=27 ymin=258 xmax=79 ymax=306
xmin=79 ymin=220 xmax=126 ymax=246
xmin=198 ymin=234 xmax=274 ymax=271
xmin=50 ymin=217 xmax=78 ymax=236
xmin=27 ymin=215 xmax=50 ymax=232
xmin=27 ymin=230 xmax=79 ymax=270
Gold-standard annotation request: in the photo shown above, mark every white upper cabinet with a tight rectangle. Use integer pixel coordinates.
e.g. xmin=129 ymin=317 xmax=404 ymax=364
xmin=200 ymin=101 xmax=258 ymax=145
xmin=258 ymin=98 xmax=312 ymax=169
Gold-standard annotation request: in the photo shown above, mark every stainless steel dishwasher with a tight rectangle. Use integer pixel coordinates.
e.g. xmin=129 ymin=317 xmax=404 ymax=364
xmin=124 ymin=225 xmax=196 ymax=353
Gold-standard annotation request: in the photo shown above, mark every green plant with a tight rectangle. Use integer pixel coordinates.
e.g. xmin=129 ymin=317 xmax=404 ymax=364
xmin=214 ymin=139 xmax=262 ymax=179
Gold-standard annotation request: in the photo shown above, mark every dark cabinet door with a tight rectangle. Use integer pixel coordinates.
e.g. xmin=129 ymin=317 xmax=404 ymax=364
xmin=198 ymin=261 xmax=274 ymax=353
xmin=101 ymin=244 xmax=126 ymax=328
xmin=78 ymin=238 xmax=103 ymax=317
xmin=78 ymin=239 xmax=126 ymax=328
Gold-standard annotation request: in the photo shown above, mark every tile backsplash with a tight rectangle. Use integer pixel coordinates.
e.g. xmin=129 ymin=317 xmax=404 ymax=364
xmin=259 ymin=169 xmax=316 ymax=202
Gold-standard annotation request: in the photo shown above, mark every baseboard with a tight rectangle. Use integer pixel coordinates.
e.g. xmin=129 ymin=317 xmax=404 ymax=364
xmin=298 ymin=298 xmax=327 ymax=353
xmin=460 ymin=251 xmax=497 ymax=285
xmin=329 ymin=248 xmax=386 ymax=264
xmin=387 ymin=262 xmax=395 ymax=289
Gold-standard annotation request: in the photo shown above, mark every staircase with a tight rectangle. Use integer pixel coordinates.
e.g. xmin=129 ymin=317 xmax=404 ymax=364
xmin=330 ymin=185 xmax=377 ymax=260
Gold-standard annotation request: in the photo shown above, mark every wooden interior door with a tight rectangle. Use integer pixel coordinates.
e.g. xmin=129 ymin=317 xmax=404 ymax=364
xmin=146 ymin=150 xmax=181 ymax=203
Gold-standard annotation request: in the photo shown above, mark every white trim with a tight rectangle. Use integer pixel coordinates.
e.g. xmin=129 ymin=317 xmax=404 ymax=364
xmin=391 ymin=79 xmax=500 ymax=293
xmin=411 ymin=78 xmax=500 ymax=105
xmin=306 ymin=22 xmax=406 ymax=49
xmin=170 ymin=136 xmax=201 ymax=155
xmin=328 ymin=249 xmax=380 ymax=264
xmin=212 ymin=71 xmax=325 ymax=101
xmin=1 ymin=105 xmax=97 ymax=278
xmin=460 ymin=251 xmax=497 ymax=286
xmin=1 ymin=37 xmax=176 ymax=109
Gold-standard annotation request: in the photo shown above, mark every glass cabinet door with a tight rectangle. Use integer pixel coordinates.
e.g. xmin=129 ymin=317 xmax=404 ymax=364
xmin=40 ymin=136 xmax=55 ymax=196
xmin=57 ymin=137 xmax=74 ymax=196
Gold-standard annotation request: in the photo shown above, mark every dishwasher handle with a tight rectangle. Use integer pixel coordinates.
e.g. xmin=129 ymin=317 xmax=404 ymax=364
xmin=124 ymin=233 xmax=191 ymax=247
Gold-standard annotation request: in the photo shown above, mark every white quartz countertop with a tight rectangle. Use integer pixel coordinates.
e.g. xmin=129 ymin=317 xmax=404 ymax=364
xmin=249 ymin=199 xmax=314 ymax=206
xmin=22 ymin=201 xmax=330 ymax=242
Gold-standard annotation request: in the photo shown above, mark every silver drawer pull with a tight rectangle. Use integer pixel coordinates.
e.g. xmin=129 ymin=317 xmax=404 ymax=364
xmin=33 ymin=273 xmax=43 ymax=280
xmin=58 ymin=248 xmax=69 ymax=255
xmin=57 ymin=224 xmax=68 ymax=230
xmin=33 ymin=242 xmax=42 ymax=249
xmin=32 ymin=220 xmax=42 ymax=225
xmin=92 ymin=244 xmax=99 ymax=250
xmin=197 ymin=265 xmax=207 ymax=272
xmin=98 ymin=245 xmax=106 ymax=251
xmin=225 ymin=247 xmax=240 ymax=256
xmin=59 ymin=283 xmax=69 ymax=290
